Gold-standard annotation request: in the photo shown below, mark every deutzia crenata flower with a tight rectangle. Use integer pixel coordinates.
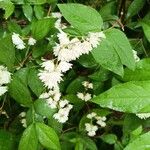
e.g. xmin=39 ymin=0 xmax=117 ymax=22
xmin=53 ymin=108 xmax=69 ymax=123
xmin=38 ymin=60 xmax=63 ymax=89
xmin=136 ymin=113 xmax=150 ymax=119
xmin=133 ymin=50 xmax=140 ymax=62
xmin=77 ymin=92 xmax=92 ymax=101
xmin=57 ymin=31 xmax=70 ymax=45
xmin=41 ymin=59 xmax=55 ymax=71
xmin=19 ymin=112 xmax=27 ymax=128
xmin=47 ymin=97 xmax=58 ymax=109
xmin=0 ymin=86 xmax=8 ymax=96
xmin=85 ymin=123 xmax=98 ymax=136
xmin=39 ymin=70 xmax=63 ymax=89
xmin=59 ymin=99 xmax=69 ymax=108
xmin=52 ymin=12 xmax=67 ymax=30
xmin=82 ymin=81 xmax=93 ymax=89
xmin=87 ymin=32 xmax=106 ymax=48
xmin=95 ymin=116 xmax=107 ymax=127
xmin=53 ymin=30 xmax=106 ymax=62
xmin=19 ymin=112 xmax=26 ymax=118
xmin=28 ymin=37 xmax=36 ymax=46
xmin=39 ymin=92 xmax=50 ymax=99
xmin=53 ymin=101 xmax=72 ymax=123
xmin=57 ymin=61 xmax=72 ymax=73
xmin=0 ymin=66 xmax=11 ymax=97
xmin=0 ymin=66 xmax=11 ymax=85
xmin=21 ymin=118 xmax=27 ymax=128
xmin=52 ymin=12 xmax=62 ymax=19
xmin=87 ymin=112 xmax=97 ymax=119
xmin=12 ymin=33 xmax=25 ymax=49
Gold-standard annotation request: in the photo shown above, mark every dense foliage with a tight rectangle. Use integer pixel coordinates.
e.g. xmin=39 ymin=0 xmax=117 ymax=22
xmin=0 ymin=0 xmax=150 ymax=150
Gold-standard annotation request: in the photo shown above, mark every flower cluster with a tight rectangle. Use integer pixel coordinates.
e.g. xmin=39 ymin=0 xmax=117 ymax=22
xmin=85 ymin=112 xmax=107 ymax=136
xmin=12 ymin=33 xmax=36 ymax=50
xmin=0 ymin=66 xmax=11 ymax=96
xmin=39 ymin=88 xmax=73 ymax=123
xmin=53 ymin=31 xmax=106 ymax=62
xmin=77 ymin=81 xmax=93 ymax=102
xmin=19 ymin=112 xmax=27 ymax=128
xmin=38 ymin=59 xmax=72 ymax=89
xmin=38 ymin=13 xmax=106 ymax=124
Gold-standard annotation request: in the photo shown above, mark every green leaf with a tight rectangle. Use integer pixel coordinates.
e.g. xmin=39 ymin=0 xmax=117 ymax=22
xmin=0 ymin=130 xmax=16 ymax=150
xmin=18 ymin=124 xmax=38 ymax=150
xmin=22 ymin=4 xmax=33 ymax=22
xmin=0 ymin=0 xmax=14 ymax=19
xmin=0 ymin=35 xmax=15 ymax=69
xmin=34 ymin=99 xmax=56 ymax=118
xmin=31 ymin=18 xmax=55 ymax=40
xmin=141 ymin=20 xmax=150 ymax=42
xmin=28 ymin=68 xmax=45 ymax=97
xmin=8 ymin=21 xmax=22 ymax=34
xmin=126 ymin=0 xmax=146 ymax=18
xmin=91 ymin=81 xmax=150 ymax=113
xmin=34 ymin=5 xmax=44 ymax=19
xmin=99 ymin=1 xmax=117 ymax=21
xmin=66 ymin=77 xmax=86 ymax=94
xmin=77 ymin=53 xmax=97 ymax=68
xmin=36 ymin=122 xmax=61 ymax=150
xmin=77 ymin=136 xmax=97 ymax=150
xmin=92 ymin=29 xmax=135 ymax=76
xmin=9 ymin=75 xmax=32 ymax=107
xmin=48 ymin=117 xmax=63 ymax=134
xmin=15 ymin=67 xmax=29 ymax=85
xmin=123 ymin=114 xmax=143 ymax=135
xmin=58 ymin=3 xmax=103 ymax=34
xmin=123 ymin=58 xmax=150 ymax=81
xmin=124 ymin=132 xmax=150 ymax=150
xmin=101 ymin=134 xmax=117 ymax=144
xmin=27 ymin=0 xmax=47 ymax=4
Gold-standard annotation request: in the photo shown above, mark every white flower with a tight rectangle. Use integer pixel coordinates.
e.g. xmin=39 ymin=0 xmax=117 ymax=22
xmin=47 ymin=97 xmax=57 ymax=109
xmin=84 ymin=93 xmax=92 ymax=101
xmin=41 ymin=60 xmax=55 ymax=72
xmin=21 ymin=118 xmax=27 ymax=128
xmin=136 ymin=113 xmax=150 ymax=119
xmin=57 ymin=61 xmax=72 ymax=73
xmin=59 ymin=99 xmax=69 ymax=108
xmin=12 ymin=33 xmax=25 ymax=49
xmin=53 ymin=108 xmax=69 ymax=123
xmin=133 ymin=50 xmax=140 ymax=62
xmin=96 ymin=120 xmax=106 ymax=127
xmin=28 ymin=37 xmax=36 ymax=46
xmin=57 ymin=31 xmax=70 ymax=45
xmin=77 ymin=92 xmax=84 ymax=100
xmin=82 ymin=81 xmax=93 ymax=89
xmin=53 ymin=92 xmax=61 ymax=102
xmin=88 ymin=83 xmax=93 ymax=89
xmin=85 ymin=123 xmax=98 ymax=137
xmin=77 ymin=92 xmax=92 ymax=101
xmin=52 ymin=12 xmax=62 ymax=19
xmin=0 ymin=66 xmax=11 ymax=85
xmin=0 ymin=86 xmax=7 ymax=96
xmin=16 ymin=43 xmax=26 ymax=50
xmin=81 ymin=41 xmax=92 ymax=54
xmin=39 ymin=92 xmax=50 ymax=99
xmin=38 ymin=70 xmax=63 ymax=89
xmin=87 ymin=112 xmax=97 ymax=119
xmin=95 ymin=116 xmax=107 ymax=127
xmin=87 ymin=32 xmax=106 ymax=48
xmin=19 ymin=112 xmax=26 ymax=118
